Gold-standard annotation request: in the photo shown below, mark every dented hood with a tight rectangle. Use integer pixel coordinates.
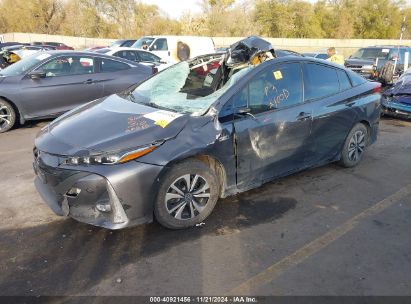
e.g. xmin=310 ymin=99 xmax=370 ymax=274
xmin=35 ymin=94 xmax=189 ymax=155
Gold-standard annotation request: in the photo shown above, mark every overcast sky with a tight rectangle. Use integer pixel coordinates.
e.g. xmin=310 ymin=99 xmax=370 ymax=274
xmin=141 ymin=0 xmax=203 ymax=19
xmin=141 ymin=0 xmax=411 ymax=19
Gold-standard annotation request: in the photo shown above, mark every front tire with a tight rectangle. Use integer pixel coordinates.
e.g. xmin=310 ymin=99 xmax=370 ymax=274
xmin=0 ymin=98 xmax=16 ymax=133
xmin=339 ymin=123 xmax=368 ymax=168
xmin=154 ymin=159 xmax=220 ymax=229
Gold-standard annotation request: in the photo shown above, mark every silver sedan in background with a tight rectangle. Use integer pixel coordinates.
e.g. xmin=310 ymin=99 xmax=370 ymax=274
xmin=0 ymin=51 xmax=152 ymax=133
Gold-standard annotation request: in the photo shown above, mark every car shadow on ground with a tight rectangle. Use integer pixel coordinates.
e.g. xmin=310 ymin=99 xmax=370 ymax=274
xmin=0 ymin=178 xmax=298 ymax=296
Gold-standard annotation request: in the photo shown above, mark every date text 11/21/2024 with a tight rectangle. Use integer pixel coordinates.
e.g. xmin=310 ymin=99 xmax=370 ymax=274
xmin=149 ymin=296 xmax=258 ymax=303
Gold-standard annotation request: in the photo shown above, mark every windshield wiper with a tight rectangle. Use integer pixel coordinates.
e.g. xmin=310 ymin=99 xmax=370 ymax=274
xmin=148 ymin=102 xmax=178 ymax=112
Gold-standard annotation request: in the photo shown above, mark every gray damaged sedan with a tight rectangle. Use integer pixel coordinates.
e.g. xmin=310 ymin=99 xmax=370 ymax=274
xmin=0 ymin=51 xmax=152 ymax=133
xmin=33 ymin=37 xmax=381 ymax=230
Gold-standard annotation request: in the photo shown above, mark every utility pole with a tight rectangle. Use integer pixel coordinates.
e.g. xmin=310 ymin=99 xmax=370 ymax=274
xmin=393 ymin=16 xmax=406 ymax=76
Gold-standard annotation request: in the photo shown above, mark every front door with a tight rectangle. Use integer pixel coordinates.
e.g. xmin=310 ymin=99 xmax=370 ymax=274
xmin=20 ymin=55 xmax=103 ymax=118
xmin=150 ymin=38 xmax=170 ymax=61
xmin=232 ymin=62 xmax=313 ymax=188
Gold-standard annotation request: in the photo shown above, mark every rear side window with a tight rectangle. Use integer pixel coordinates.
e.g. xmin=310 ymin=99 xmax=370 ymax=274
xmin=316 ymin=54 xmax=329 ymax=60
xmin=303 ymin=63 xmax=339 ymax=101
xmin=347 ymin=69 xmax=367 ymax=87
xmin=138 ymin=51 xmax=160 ymax=62
xmin=337 ymin=69 xmax=352 ymax=91
xmin=100 ymin=59 xmax=130 ymax=72
xmin=114 ymin=51 xmax=137 ymax=62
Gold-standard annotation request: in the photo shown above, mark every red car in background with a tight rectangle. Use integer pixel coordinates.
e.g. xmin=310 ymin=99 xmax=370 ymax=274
xmin=31 ymin=42 xmax=74 ymax=50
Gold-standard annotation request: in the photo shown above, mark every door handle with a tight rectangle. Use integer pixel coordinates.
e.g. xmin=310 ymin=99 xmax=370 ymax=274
xmin=297 ymin=112 xmax=312 ymax=121
xmin=83 ymin=79 xmax=94 ymax=84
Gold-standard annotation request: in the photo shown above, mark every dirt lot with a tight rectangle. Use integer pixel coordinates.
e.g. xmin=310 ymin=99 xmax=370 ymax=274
xmin=0 ymin=118 xmax=411 ymax=296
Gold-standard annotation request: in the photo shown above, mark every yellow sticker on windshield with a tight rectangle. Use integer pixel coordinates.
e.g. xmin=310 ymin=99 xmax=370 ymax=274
xmin=155 ymin=120 xmax=170 ymax=128
xmin=273 ymin=71 xmax=283 ymax=80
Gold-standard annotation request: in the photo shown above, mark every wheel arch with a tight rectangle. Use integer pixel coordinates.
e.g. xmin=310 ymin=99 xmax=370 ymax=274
xmin=0 ymin=96 xmax=24 ymax=124
xmin=358 ymin=119 xmax=371 ymax=144
xmin=160 ymin=154 xmax=228 ymax=198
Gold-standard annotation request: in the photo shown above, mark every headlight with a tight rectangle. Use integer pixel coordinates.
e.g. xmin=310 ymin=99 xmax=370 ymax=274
xmin=63 ymin=142 xmax=162 ymax=166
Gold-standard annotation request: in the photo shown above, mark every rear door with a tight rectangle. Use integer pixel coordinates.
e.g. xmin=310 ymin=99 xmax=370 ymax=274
xmin=93 ymin=57 xmax=136 ymax=96
xmin=232 ymin=62 xmax=313 ymax=188
xmin=304 ymin=63 xmax=356 ymax=164
xmin=20 ymin=55 xmax=103 ymax=118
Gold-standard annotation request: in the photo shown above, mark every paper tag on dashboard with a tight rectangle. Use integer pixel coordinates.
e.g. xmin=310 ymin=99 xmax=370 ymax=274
xmin=143 ymin=110 xmax=182 ymax=128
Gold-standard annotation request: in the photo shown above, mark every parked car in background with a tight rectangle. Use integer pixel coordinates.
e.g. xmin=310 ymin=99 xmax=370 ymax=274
xmin=109 ymin=39 xmax=137 ymax=48
xmin=0 ymin=51 xmax=152 ymax=132
xmin=382 ymin=68 xmax=411 ymax=119
xmin=0 ymin=46 xmax=57 ymax=70
xmin=276 ymin=49 xmax=304 ymax=57
xmin=32 ymin=38 xmax=381 ymax=230
xmin=0 ymin=42 xmax=28 ymax=50
xmin=32 ymin=42 xmax=74 ymax=50
xmin=303 ymin=51 xmax=329 ymax=60
xmin=94 ymin=47 xmax=172 ymax=72
xmin=345 ymin=46 xmax=411 ymax=79
xmin=215 ymin=47 xmax=228 ymax=52
xmin=83 ymin=46 xmax=107 ymax=52
xmin=132 ymin=36 xmax=215 ymax=63
xmin=3 ymin=44 xmax=56 ymax=52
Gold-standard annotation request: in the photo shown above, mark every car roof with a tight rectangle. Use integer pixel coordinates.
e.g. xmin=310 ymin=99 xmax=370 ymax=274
xmin=34 ymin=50 xmax=140 ymax=66
xmin=259 ymin=55 xmax=346 ymax=71
xmin=107 ymin=47 xmax=151 ymax=53
xmin=362 ymin=45 xmax=410 ymax=49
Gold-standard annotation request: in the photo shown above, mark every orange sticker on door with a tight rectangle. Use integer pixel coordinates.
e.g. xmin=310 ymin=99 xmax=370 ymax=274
xmin=273 ymin=70 xmax=283 ymax=80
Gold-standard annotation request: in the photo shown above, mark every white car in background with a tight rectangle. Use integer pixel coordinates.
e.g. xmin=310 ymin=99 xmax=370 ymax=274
xmin=131 ymin=36 xmax=215 ymax=63
xmin=92 ymin=47 xmax=173 ymax=72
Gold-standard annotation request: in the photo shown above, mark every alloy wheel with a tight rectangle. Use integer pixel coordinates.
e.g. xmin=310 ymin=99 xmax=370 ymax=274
xmin=165 ymin=174 xmax=210 ymax=220
xmin=0 ymin=105 xmax=12 ymax=131
xmin=348 ymin=130 xmax=366 ymax=162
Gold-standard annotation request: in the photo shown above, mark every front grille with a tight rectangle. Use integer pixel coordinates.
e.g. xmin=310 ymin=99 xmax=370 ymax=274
xmin=346 ymin=65 xmax=363 ymax=70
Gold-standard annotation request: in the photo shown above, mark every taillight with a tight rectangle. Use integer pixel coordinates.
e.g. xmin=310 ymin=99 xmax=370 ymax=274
xmin=373 ymin=83 xmax=382 ymax=93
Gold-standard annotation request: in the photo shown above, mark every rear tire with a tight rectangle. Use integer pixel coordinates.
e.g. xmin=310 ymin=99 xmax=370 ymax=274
xmin=154 ymin=159 xmax=220 ymax=229
xmin=0 ymin=98 xmax=16 ymax=133
xmin=339 ymin=123 xmax=368 ymax=168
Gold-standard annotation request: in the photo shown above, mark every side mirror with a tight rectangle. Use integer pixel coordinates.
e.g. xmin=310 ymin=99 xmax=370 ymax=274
xmin=28 ymin=71 xmax=46 ymax=79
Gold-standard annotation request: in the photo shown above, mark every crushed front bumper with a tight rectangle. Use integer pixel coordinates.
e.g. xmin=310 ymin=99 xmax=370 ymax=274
xmin=381 ymin=97 xmax=411 ymax=119
xmin=33 ymin=151 xmax=163 ymax=229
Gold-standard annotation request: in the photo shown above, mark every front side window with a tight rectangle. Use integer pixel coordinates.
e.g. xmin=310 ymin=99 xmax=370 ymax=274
xmin=36 ymin=56 xmax=94 ymax=77
xmin=303 ymin=63 xmax=339 ymax=101
xmin=247 ymin=62 xmax=303 ymax=114
xmin=151 ymin=38 xmax=168 ymax=51
xmin=100 ymin=58 xmax=130 ymax=72
xmin=133 ymin=37 xmax=155 ymax=49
